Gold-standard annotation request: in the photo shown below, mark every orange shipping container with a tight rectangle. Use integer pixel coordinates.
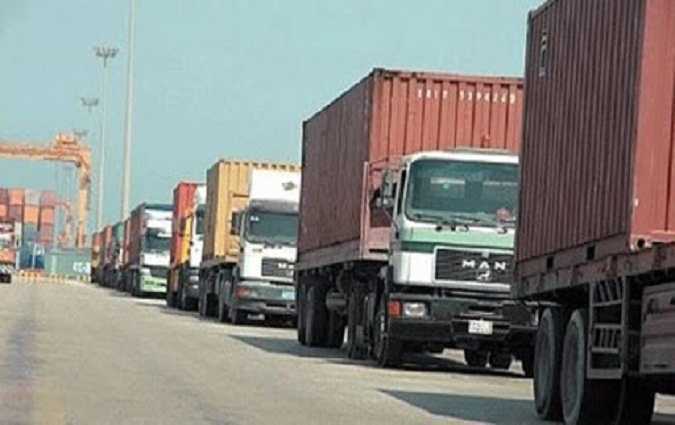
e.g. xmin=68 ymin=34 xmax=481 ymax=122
xmin=202 ymin=160 xmax=300 ymax=267
xmin=8 ymin=206 xmax=22 ymax=222
xmin=0 ymin=205 xmax=7 ymax=221
xmin=8 ymin=189 xmax=24 ymax=206
xmin=23 ymin=205 xmax=39 ymax=225
xmin=39 ymin=207 xmax=55 ymax=226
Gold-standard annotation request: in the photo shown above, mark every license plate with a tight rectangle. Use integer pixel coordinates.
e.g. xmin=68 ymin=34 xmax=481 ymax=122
xmin=468 ymin=320 xmax=493 ymax=335
xmin=282 ymin=291 xmax=295 ymax=300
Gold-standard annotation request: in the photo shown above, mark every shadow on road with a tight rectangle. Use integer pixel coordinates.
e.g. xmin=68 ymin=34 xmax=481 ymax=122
xmin=380 ymin=390 xmax=539 ymax=424
xmin=229 ymin=335 xmax=352 ymax=361
xmin=654 ymin=414 xmax=675 ymax=425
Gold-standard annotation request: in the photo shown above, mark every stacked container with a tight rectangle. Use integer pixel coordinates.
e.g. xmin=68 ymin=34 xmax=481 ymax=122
xmin=8 ymin=189 xmax=24 ymax=223
xmin=0 ymin=189 xmax=8 ymax=221
xmin=38 ymin=191 xmax=56 ymax=248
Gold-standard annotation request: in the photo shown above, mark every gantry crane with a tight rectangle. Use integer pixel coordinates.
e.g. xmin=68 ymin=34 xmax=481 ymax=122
xmin=0 ymin=134 xmax=92 ymax=248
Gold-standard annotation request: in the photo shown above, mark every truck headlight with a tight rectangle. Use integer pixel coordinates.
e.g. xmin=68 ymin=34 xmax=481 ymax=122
xmin=235 ymin=286 xmax=258 ymax=299
xmin=402 ymin=302 xmax=428 ymax=318
xmin=188 ymin=274 xmax=199 ymax=283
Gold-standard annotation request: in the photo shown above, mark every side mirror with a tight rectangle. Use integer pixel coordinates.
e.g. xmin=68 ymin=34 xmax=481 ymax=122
xmin=376 ymin=170 xmax=396 ymax=211
xmin=230 ymin=211 xmax=241 ymax=236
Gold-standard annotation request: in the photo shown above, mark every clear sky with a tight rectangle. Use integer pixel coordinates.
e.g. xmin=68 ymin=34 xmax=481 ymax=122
xmin=0 ymin=0 xmax=543 ymax=228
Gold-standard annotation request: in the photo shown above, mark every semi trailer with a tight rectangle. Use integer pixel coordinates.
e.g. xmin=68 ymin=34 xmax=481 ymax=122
xmin=515 ymin=1 xmax=675 ymax=424
xmin=124 ymin=203 xmax=172 ymax=297
xmin=296 ymin=68 xmax=537 ymax=369
xmin=198 ymin=160 xmax=300 ymax=323
xmin=167 ymin=182 xmax=206 ymax=310
xmin=217 ymin=169 xmax=301 ymax=324
xmin=0 ymin=222 xmax=17 ymax=283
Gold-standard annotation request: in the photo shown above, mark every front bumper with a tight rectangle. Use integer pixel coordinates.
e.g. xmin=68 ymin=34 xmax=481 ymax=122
xmin=232 ymin=280 xmax=296 ymax=317
xmin=140 ymin=276 xmax=167 ymax=293
xmin=387 ymin=293 xmax=537 ymax=350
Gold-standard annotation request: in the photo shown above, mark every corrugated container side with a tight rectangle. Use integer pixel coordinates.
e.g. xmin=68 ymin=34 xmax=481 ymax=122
xmin=39 ymin=191 xmax=58 ymax=207
xmin=127 ymin=206 xmax=143 ymax=266
xmin=23 ymin=205 xmax=39 ymax=225
xmin=203 ymin=161 xmax=300 ymax=265
xmin=631 ymin=0 xmax=675 ymax=243
xmin=39 ymin=207 xmax=55 ymax=226
xmin=299 ymin=68 xmax=524 ymax=256
xmin=8 ymin=206 xmax=22 ymax=222
xmin=44 ymin=249 xmax=91 ymax=278
xmin=170 ymin=182 xmax=199 ymax=269
xmin=516 ymin=0 xmax=675 ymax=274
xmin=8 ymin=189 xmax=24 ymax=206
xmin=39 ymin=224 xmax=54 ymax=241
xmin=0 ymin=189 xmax=8 ymax=205
xmin=123 ymin=219 xmax=130 ymax=267
xmin=24 ymin=189 xmax=40 ymax=206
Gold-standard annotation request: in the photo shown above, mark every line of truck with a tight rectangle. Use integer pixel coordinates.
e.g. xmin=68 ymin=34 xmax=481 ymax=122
xmin=89 ymin=1 xmax=675 ymax=423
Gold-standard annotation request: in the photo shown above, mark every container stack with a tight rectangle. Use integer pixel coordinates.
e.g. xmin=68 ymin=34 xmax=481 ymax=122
xmin=0 ymin=189 xmax=8 ymax=221
xmin=39 ymin=191 xmax=57 ymax=248
xmin=8 ymin=189 xmax=24 ymax=223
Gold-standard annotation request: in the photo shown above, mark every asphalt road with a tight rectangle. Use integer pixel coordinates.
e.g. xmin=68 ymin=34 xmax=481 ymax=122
xmin=1 ymin=279 xmax=674 ymax=425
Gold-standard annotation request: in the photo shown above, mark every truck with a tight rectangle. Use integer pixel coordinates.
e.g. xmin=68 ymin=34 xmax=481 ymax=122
xmin=0 ymin=222 xmax=17 ymax=283
xmin=295 ymin=68 xmax=537 ymax=370
xmin=105 ymin=221 xmax=125 ymax=290
xmin=91 ymin=231 xmax=103 ymax=284
xmin=167 ymin=182 xmax=206 ymax=310
xmin=198 ymin=160 xmax=301 ymax=324
xmin=124 ymin=203 xmax=172 ymax=297
xmin=514 ymin=1 xmax=675 ymax=424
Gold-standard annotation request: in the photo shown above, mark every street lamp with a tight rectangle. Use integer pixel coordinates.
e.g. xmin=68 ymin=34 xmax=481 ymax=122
xmin=93 ymin=46 xmax=118 ymax=229
xmin=121 ymin=0 xmax=137 ymax=220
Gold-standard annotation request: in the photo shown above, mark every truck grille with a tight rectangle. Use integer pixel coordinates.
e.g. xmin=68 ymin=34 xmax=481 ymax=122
xmin=261 ymin=258 xmax=294 ymax=279
xmin=434 ymin=248 xmax=513 ymax=284
xmin=149 ymin=267 xmax=168 ymax=279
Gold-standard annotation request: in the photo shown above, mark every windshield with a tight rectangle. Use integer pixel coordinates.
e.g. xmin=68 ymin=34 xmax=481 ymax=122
xmin=144 ymin=230 xmax=171 ymax=252
xmin=245 ymin=211 xmax=298 ymax=246
xmin=195 ymin=209 xmax=205 ymax=236
xmin=405 ymin=159 xmax=518 ymax=226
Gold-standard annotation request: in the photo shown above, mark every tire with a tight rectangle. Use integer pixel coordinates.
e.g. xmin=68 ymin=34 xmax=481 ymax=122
xmin=217 ymin=289 xmax=229 ymax=323
xmin=560 ymin=309 xmax=612 ymax=425
xmin=489 ymin=353 xmax=513 ymax=370
xmin=166 ymin=288 xmax=175 ymax=308
xmin=347 ymin=291 xmax=367 ymax=360
xmin=534 ymin=307 xmax=564 ymax=420
xmin=373 ymin=298 xmax=403 ymax=368
xmin=230 ymin=307 xmax=247 ymax=325
xmin=305 ymin=285 xmax=328 ymax=347
xmin=521 ymin=349 xmax=535 ymax=378
xmin=613 ymin=378 xmax=655 ymax=425
xmin=198 ymin=291 xmax=207 ymax=317
xmin=296 ymin=282 xmax=307 ymax=345
xmin=326 ymin=310 xmax=345 ymax=349
xmin=464 ymin=350 xmax=488 ymax=368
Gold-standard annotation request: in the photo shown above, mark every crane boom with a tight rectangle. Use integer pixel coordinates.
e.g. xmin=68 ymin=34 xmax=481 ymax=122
xmin=0 ymin=134 xmax=92 ymax=248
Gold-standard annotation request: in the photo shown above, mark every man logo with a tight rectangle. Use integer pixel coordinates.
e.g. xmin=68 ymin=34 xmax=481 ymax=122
xmin=281 ymin=181 xmax=297 ymax=191
xmin=461 ymin=258 xmax=508 ymax=282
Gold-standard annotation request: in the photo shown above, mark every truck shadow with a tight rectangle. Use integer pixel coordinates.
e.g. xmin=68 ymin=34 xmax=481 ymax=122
xmin=380 ymin=390 xmax=542 ymax=424
xmin=229 ymin=335 xmax=352 ymax=361
xmin=655 ymin=415 xmax=675 ymax=425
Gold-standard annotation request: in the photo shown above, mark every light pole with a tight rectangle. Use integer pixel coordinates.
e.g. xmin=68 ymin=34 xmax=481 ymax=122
xmin=121 ymin=0 xmax=137 ymax=220
xmin=80 ymin=97 xmax=100 ymax=230
xmin=93 ymin=46 xmax=118 ymax=229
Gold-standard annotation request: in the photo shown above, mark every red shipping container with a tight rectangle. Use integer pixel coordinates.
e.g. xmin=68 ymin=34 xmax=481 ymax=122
xmin=0 ymin=188 xmax=8 ymax=206
xmin=39 ymin=207 xmax=55 ymax=226
xmin=8 ymin=205 xmax=22 ymax=222
xmin=299 ymin=68 xmax=523 ymax=257
xmin=23 ymin=205 xmax=39 ymax=225
xmin=516 ymin=0 xmax=675 ymax=279
xmin=39 ymin=191 xmax=58 ymax=207
xmin=8 ymin=189 xmax=24 ymax=206
xmin=39 ymin=224 xmax=54 ymax=241
xmin=170 ymin=182 xmax=202 ymax=269
xmin=0 ymin=205 xmax=7 ymax=221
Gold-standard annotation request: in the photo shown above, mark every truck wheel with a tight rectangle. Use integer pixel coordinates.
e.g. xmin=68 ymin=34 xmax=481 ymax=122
xmin=464 ymin=350 xmax=488 ymax=368
xmin=347 ymin=291 xmax=367 ymax=359
xmin=534 ymin=307 xmax=564 ymax=420
xmin=326 ymin=311 xmax=345 ymax=349
xmin=613 ymin=378 xmax=655 ymax=425
xmin=230 ymin=307 xmax=247 ymax=325
xmin=489 ymin=353 xmax=513 ymax=370
xmin=217 ymin=290 xmax=229 ymax=323
xmin=166 ymin=288 xmax=175 ymax=308
xmin=305 ymin=285 xmax=328 ymax=347
xmin=296 ymin=282 xmax=307 ymax=345
xmin=198 ymin=291 xmax=207 ymax=317
xmin=560 ymin=309 xmax=609 ymax=425
xmin=521 ymin=349 xmax=535 ymax=378
xmin=373 ymin=299 xmax=402 ymax=368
